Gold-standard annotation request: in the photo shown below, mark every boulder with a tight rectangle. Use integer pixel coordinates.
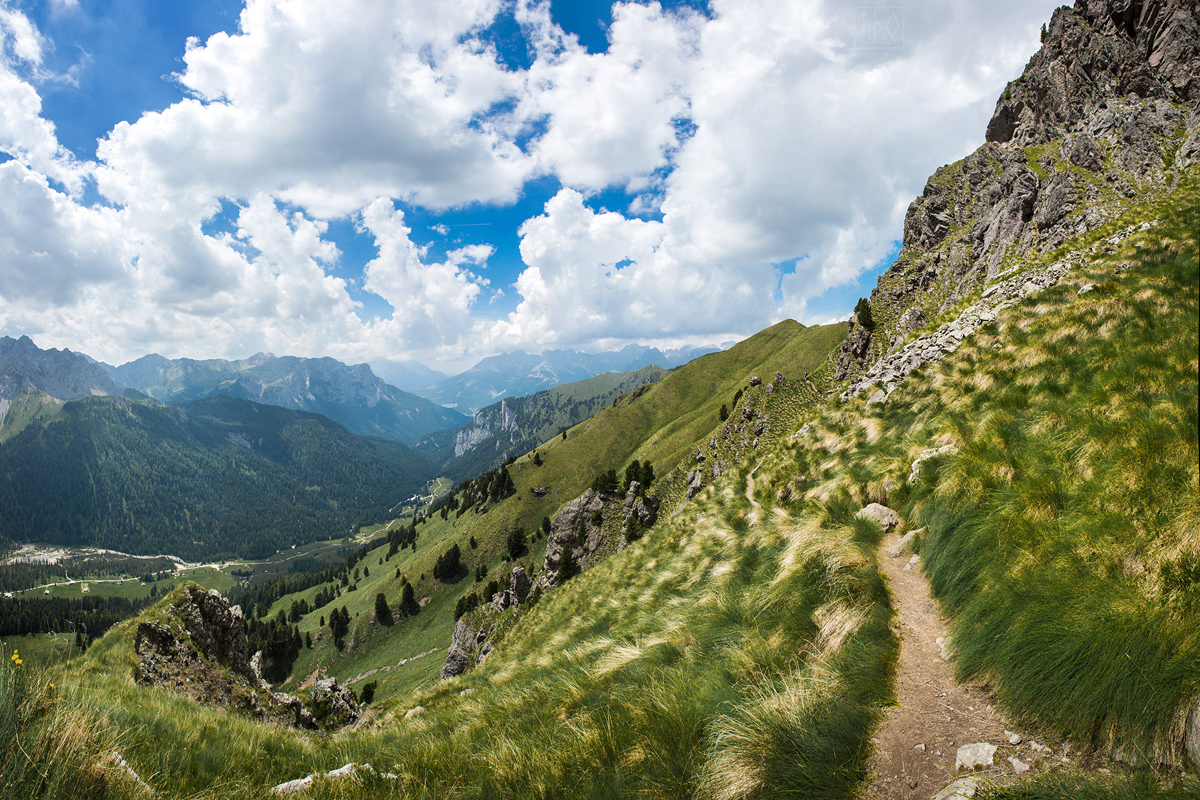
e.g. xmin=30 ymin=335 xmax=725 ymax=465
xmin=909 ymin=445 xmax=959 ymax=483
xmin=886 ymin=527 xmax=924 ymax=558
xmin=440 ymin=619 xmax=476 ymax=679
xmin=309 ymin=677 xmax=359 ymax=727
xmin=748 ymin=376 xmax=762 ymax=386
xmin=932 ymin=776 xmax=982 ymax=800
xmin=955 ymin=742 xmax=997 ymax=771
xmin=1186 ymin=697 xmax=1200 ymax=768
xmin=855 ymin=503 xmax=900 ymax=533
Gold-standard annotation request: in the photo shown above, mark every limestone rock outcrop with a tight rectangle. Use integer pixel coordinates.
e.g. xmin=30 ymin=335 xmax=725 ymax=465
xmin=835 ymin=0 xmax=1199 ymax=386
xmin=440 ymin=618 xmax=478 ymax=680
xmin=132 ymin=583 xmax=354 ymax=729
xmin=542 ymin=488 xmax=609 ymax=584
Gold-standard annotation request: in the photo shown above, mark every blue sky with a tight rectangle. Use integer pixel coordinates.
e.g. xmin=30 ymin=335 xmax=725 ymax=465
xmin=0 ymin=0 xmax=1059 ymax=374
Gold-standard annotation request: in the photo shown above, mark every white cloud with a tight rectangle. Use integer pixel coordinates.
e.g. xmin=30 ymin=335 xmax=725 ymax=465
xmin=518 ymin=0 xmax=702 ymax=191
xmin=359 ymin=198 xmax=491 ymax=351
xmin=0 ymin=2 xmax=89 ymax=193
xmin=493 ymin=187 xmax=774 ymax=349
xmin=0 ymin=0 xmax=1065 ymax=371
xmin=498 ymin=0 xmax=1059 ymax=348
xmin=0 ymin=161 xmax=127 ymax=304
xmin=94 ymin=0 xmax=532 ymax=216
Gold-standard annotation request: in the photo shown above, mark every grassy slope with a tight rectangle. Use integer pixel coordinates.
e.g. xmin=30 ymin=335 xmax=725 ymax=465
xmin=259 ymin=320 xmax=845 ymax=701
xmin=8 ymin=180 xmax=1198 ymax=798
xmin=780 ymin=179 xmax=1199 ymax=772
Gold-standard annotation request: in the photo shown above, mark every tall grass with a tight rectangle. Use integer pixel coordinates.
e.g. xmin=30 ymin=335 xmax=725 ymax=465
xmin=0 ymin=643 xmax=144 ymax=798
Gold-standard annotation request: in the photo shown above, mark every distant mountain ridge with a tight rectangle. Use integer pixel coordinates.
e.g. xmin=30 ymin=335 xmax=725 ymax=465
xmin=418 ymin=344 xmax=720 ymax=413
xmin=415 ymin=364 xmax=670 ymax=481
xmin=105 ymin=352 xmax=469 ymax=445
xmin=0 ymin=335 xmax=118 ymax=403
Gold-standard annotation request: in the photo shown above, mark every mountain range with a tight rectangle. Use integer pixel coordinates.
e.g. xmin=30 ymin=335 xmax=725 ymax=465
xmin=103 ymin=352 xmax=469 ymax=446
xmin=411 ymin=343 xmax=721 ymax=413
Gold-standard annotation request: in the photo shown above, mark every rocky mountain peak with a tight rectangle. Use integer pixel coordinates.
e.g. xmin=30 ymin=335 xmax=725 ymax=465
xmin=834 ymin=0 xmax=1199 ymax=386
xmin=0 ymin=334 xmax=118 ymax=402
xmin=133 ymin=583 xmax=358 ymax=729
xmin=986 ymin=0 xmax=1198 ymax=148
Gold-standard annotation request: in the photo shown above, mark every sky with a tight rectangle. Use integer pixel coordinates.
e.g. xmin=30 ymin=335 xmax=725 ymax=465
xmin=0 ymin=0 xmax=1061 ymax=375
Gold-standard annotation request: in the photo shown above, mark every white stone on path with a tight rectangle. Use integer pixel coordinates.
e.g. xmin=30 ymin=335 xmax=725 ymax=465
xmin=955 ymin=742 xmax=997 ymax=771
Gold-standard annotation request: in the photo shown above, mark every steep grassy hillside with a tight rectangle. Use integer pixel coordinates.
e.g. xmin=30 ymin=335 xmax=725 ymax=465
xmin=775 ymin=180 xmax=1199 ymax=772
xmin=0 ymin=395 xmax=432 ymax=560
xmin=3 ymin=183 xmax=1195 ymax=798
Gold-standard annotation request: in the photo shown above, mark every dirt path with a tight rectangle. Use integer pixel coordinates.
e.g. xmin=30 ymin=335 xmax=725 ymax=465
xmin=863 ymin=531 xmax=1038 ymax=800
xmin=745 ymin=464 xmax=762 ymax=525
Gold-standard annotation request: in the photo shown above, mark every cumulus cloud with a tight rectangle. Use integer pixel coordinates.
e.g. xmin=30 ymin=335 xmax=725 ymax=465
xmin=0 ymin=162 xmax=127 ymax=304
xmin=0 ymin=0 xmax=1064 ymax=370
xmin=359 ymin=198 xmax=492 ymax=351
xmin=94 ymin=0 xmax=532 ymax=216
xmin=493 ymin=187 xmax=775 ymax=349
xmin=518 ymin=0 xmax=702 ymax=191
xmin=0 ymin=2 xmax=89 ymax=193
xmin=498 ymin=0 xmax=1057 ymax=346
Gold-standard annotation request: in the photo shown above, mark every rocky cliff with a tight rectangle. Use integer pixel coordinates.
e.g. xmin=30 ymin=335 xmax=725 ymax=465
xmin=835 ymin=0 xmax=1200 ymax=385
xmin=439 ymin=483 xmax=660 ymax=680
xmin=0 ymin=335 xmax=117 ymax=403
xmin=132 ymin=583 xmax=358 ymax=728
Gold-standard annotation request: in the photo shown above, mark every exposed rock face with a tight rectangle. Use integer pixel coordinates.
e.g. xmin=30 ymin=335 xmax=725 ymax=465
xmin=621 ymin=482 xmax=660 ymax=540
xmin=455 ymin=399 xmax=521 ymax=457
xmin=986 ymin=0 xmax=1198 ymax=147
xmin=440 ymin=619 xmax=477 ymax=680
xmin=132 ymin=583 xmax=348 ymax=729
xmin=134 ymin=584 xmax=259 ymax=698
xmin=308 ymin=677 xmax=360 ymax=727
xmin=0 ymin=335 xmax=118 ymax=405
xmin=835 ymin=0 xmax=1200 ymax=386
xmin=542 ymin=488 xmax=608 ymax=583
xmin=491 ymin=566 xmax=532 ymax=611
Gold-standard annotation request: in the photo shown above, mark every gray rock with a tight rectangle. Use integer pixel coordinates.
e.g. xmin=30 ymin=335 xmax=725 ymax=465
xmin=887 ymin=527 xmax=924 ymax=558
xmin=440 ymin=618 xmax=476 ymax=679
xmin=509 ymin=566 xmax=532 ymax=606
xmin=748 ymin=376 xmax=762 ymax=386
xmin=955 ymin=742 xmax=997 ymax=771
xmin=909 ymin=445 xmax=958 ymax=483
xmin=309 ymin=677 xmax=359 ymax=727
xmin=855 ymin=503 xmax=900 ymax=533
xmin=621 ymin=483 xmax=660 ymax=540
xmin=1187 ymin=697 xmax=1200 ymax=768
xmin=932 ymin=776 xmax=981 ymax=800
xmin=542 ymin=488 xmax=607 ymax=582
